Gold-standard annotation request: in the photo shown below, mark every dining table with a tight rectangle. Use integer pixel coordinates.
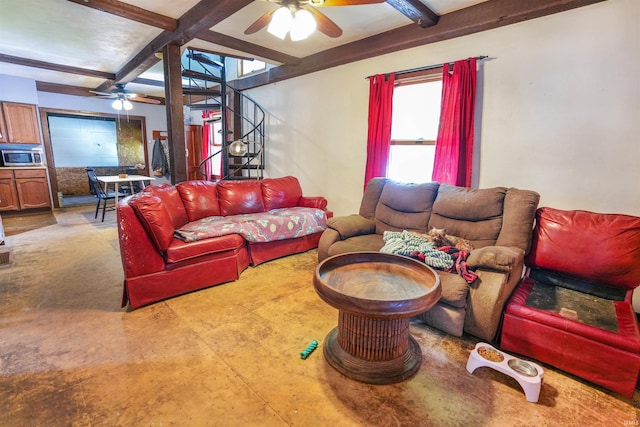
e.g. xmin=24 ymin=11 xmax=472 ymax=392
xmin=97 ymin=174 xmax=155 ymax=204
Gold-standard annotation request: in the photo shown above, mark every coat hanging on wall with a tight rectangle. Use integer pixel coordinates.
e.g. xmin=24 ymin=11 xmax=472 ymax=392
xmin=151 ymin=138 xmax=170 ymax=177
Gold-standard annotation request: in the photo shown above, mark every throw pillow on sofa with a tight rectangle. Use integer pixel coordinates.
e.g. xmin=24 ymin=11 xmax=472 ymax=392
xmin=143 ymin=183 xmax=188 ymax=229
xmin=129 ymin=193 xmax=175 ymax=252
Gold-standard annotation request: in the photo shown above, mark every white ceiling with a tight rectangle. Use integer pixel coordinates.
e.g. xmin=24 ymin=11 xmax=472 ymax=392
xmin=0 ymin=0 xmax=576 ymax=100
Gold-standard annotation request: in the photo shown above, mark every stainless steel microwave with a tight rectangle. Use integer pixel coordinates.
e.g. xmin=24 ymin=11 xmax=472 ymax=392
xmin=0 ymin=149 xmax=43 ymax=167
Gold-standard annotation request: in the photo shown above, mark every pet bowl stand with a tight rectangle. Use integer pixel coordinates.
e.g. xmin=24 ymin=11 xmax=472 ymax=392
xmin=466 ymin=342 xmax=544 ymax=403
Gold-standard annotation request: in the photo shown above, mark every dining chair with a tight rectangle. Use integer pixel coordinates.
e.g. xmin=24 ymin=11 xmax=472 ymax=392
xmin=85 ymin=168 xmax=126 ymax=222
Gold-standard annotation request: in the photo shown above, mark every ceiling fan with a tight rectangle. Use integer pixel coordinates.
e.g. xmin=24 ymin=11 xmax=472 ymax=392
xmin=244 ymin=0 xmax=385 ymax=40
xmin=91 ymin=83 xmax=161 ymax=110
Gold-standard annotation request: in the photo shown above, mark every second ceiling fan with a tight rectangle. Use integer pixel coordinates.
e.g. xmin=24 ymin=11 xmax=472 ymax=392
xmin=244 ymin=0 xmax=385 ymax=41
xmin=91 ymin=83 xmax=161 ymax=111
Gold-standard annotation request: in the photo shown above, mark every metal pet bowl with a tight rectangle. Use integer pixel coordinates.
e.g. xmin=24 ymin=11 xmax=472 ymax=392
xmin=508 ymin=359 xmax=539 ymax=377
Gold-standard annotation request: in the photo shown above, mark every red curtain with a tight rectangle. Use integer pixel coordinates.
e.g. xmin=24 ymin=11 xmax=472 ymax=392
xmin=364 ymin=73 xmax=395 ymax=188
xmin=432 ymin=58 xmax=477 ymax=187
xmin=201 ymin=110 xmax=212 ymax=180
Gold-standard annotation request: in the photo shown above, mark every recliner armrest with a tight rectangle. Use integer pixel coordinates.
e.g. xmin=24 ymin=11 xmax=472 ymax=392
xmin=464 ymin=246 xmax=526 ymax=341
xmin=327 ymin=215 xmax=376 ymax=239
xmin=467 ymin=246 xmax=524 ymax=272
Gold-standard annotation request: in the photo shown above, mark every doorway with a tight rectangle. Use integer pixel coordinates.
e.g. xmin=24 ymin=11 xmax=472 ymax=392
xmin=39 ymin=109 xmax=148 ymax=208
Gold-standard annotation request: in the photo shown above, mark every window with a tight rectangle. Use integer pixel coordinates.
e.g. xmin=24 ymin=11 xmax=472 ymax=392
xmin=388 ymin=71 xmax=442 ymax=183
xmin=238 ymin=59 xmax=266 ymax=77
xmin=48 ymin=115 xmax=119 ymax=167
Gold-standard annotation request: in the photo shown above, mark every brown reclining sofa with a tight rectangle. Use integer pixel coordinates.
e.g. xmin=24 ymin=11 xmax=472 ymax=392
xmin=318 ymin=178 xmax=540 ymax=342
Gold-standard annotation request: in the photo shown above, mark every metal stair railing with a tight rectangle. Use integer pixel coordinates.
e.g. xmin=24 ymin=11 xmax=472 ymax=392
xmin=182 ymin=48 xmax=265 ymax=181
xmin=197 ymin=88 xmax=265 ymax=181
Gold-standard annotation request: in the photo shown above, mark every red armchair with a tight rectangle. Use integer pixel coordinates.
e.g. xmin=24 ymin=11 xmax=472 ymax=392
xmin=500 ymin=207 xmax=640 ymax=397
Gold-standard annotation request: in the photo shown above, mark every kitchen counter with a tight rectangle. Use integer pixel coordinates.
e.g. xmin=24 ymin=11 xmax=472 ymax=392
xmin=0 ymin=166 xmax=47 ymax=170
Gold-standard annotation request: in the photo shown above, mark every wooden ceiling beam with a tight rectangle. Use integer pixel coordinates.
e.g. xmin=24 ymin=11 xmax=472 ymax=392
xmin=35 ymin=81 xmax=98 ymax=97
xmin=130 ymin=77 xmax=165 ymax=87
xmin=7 ymin=0 xmax=605 ymax=99
xmin=65 ymin=0 xmax=178 ymax=31
xmin=386 ymin=0 xmax=439 ymax=28
xmin=35 ymin=80 xmax=166 ymax=104
xmin=196 ymin=30 xmax=301 ymax=65
xmin=184 ymin=45 xmax=255 ymax=62
xmin=111 ymin=0 xmax=254 ymax=86
xmin=232 ymin=0 xmax=606 ymax=90
xmin=0 ymin=53 xmax=115 ymax=80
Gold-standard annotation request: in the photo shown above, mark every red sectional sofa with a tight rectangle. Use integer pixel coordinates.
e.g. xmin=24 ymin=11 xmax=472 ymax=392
xmin=500 ymin=207 xmax=640 ymax=397
xmin=117 ymin=176 xmax=329 ymax=309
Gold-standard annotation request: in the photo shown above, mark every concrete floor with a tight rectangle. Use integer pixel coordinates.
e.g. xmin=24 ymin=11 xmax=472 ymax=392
xmin=0 ymin=205 xmax=638 ymax=426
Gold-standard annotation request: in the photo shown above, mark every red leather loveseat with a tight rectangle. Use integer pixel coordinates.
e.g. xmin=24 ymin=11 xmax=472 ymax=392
xmin=117 ymin=176 xmax=329 ymax=309
xmin=501 ymin=207 xmax=640 ymax=397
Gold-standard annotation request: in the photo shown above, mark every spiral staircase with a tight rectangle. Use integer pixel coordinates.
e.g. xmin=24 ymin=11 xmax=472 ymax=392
xmin=182 ymin=48 xmax=265 ymax=181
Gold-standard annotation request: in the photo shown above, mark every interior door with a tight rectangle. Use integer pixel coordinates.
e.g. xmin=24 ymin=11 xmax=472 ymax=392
xmin=185 ymin=124 xmax=203 ymax=181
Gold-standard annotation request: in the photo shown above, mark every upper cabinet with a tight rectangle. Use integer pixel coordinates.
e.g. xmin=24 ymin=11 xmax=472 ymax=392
xmin=0 ymin=104 xmax=6 ymax=143
xmin=0 ymin=102 xmax=41 ymax=144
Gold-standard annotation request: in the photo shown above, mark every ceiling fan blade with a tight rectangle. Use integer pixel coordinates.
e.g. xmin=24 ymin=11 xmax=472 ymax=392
xmin=309 ymin=0 xmax=384 ymax=6
xmin=244 ymin=9 xmax=276 ymax=35
xmin=90 ymin=90 xmax=115 ymax=96
xmin=306 ymin=7 xmax=343 ymax=38
xmin=132 ymin=97 xmax=161 ymax=105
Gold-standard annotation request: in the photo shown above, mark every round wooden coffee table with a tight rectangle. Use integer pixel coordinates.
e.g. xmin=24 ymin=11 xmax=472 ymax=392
xmin=314 ymin=252 xmax=441 ymax=384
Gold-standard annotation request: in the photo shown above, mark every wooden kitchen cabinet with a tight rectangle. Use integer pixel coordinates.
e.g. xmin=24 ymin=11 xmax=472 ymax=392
xmin=0 ymin=102 xmax=41 ymax=144
xmin=0 ymin=170 xmax=19 ymax=210
xmin=0 ymin=168 xmax=50 ymax=211
xmin=14 ymin=169 xmax=50 ymax=209
xmin=0 ymin=106 xmax=7 ymax=143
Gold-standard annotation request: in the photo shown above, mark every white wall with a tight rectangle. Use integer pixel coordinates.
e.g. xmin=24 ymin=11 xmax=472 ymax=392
xmin=247 ymin=0 xmax=640 ymax=217
xmin=0 ymin=74 xmax=38 ymax=104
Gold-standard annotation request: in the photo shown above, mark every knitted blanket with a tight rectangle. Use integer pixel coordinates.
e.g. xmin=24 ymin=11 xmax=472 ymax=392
xmin=380 ymin=230 xmax=453 ymax=269
xmin=380 ymin=230 xmax=478 ymax=284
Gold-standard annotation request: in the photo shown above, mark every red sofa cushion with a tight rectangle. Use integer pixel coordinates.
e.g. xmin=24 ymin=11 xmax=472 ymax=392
xmin=526 ymin=207 xmax=640 ymax=290
xmin=505 ymin=278 xmax=640 ymax=353
xmin=176 ymin=180 xmax=221 ymax=222
xmin=502 ymin=276 xmax=640 ymax=397
xmin=261 ymin=176 xmax=302 ymax=210
xmin=165 ymin=233 xmax=246 ymax=264
xmin=217 ymin=180 xmax=265 ymax=216
xmin=143 ymin=184 xmax=188 ymax=229
xmin=129 ymin=193 xmax=175 ymax=252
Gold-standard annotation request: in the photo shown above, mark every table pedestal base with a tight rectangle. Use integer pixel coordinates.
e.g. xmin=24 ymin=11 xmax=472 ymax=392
xmin=323 ymin=327 xmax=422 ymax=384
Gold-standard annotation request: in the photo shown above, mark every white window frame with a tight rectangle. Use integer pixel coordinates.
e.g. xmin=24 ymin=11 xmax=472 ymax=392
xmin=238 ymin=59 xmax=266 ymax=77
xmin=388 ymin=69 xmax=443 ymax=183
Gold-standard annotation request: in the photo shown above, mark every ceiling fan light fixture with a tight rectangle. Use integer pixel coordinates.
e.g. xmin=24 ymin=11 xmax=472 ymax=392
xmin=112 ymin=99 xmax=123 ymax=111
xmin=267 ymin=7 xmax=293 ymax=40
xmin=290 ymin=9 xmax=316 ymax=41
xmin=122 ymin=99 xmax=133 ymax=111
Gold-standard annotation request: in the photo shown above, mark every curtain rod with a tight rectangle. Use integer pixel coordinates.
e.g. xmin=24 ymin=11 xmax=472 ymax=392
xmin=366 ymin=56 xmax=488 ymax=80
